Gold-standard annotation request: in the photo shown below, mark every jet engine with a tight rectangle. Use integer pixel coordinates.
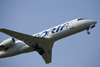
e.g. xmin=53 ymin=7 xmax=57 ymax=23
xmin=0 ymin=38 xmax=15 ymax=48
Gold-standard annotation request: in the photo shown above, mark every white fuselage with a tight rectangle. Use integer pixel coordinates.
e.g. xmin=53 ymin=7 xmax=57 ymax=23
xmin=0 ymin=18 xmax=97 ymax=58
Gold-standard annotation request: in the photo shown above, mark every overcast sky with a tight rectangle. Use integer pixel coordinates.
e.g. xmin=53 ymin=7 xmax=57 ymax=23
xmin=0 ymin=0 xmax=100 ymax=67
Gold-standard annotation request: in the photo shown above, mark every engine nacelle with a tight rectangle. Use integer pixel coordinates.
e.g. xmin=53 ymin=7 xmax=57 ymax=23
xmin=0 ymin=38 xmax=15 ymax=48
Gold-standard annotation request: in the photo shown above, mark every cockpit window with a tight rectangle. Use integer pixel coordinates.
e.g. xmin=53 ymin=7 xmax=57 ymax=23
xmin=77 ymin=18 xmax=84 ymax=21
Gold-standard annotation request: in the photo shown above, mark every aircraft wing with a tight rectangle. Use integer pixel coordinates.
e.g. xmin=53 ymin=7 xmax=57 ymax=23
xmin=41 ymin=49 xmax=52 ymax=64
xmin=38 ymin=43 xmax=53 ymax=64
xmin=0 ymin=28 xmax=47 ymax=46
xmin=0 ymin=28 xmax=53 ymax=64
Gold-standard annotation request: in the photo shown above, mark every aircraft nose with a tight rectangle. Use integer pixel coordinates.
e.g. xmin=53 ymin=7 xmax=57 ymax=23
xmin=88 ymin=20 xmax=97 ymax=24
xmin=94 ymin=21 xmax=97 ymax=24
xmin=92 ymin=20 xmax=97 ymax=24
xmin=86 ymin=20 xmax=97 ymax=26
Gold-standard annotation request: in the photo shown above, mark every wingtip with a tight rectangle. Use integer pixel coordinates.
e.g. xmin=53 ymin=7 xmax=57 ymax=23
xmin=45 ymin=62 xmax=51 ymax=64
xmin=0 ymin=28 xmax=5 ymax=31
xmin=0 ymin=28 xmax=5 ymax=30
xmin=0 ymin=28 xmax=7 ymax=32
xmin=45 ymin=60 xmax=51 ymax=64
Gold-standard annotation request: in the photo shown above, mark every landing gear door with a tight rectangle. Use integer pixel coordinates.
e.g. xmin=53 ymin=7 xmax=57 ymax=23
xmin=69 ymin=21 xmax=74 ymax=29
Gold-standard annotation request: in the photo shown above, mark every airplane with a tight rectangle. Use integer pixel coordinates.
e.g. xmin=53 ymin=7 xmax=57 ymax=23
xmin=0 ymin=18 xmax=97 ymax=64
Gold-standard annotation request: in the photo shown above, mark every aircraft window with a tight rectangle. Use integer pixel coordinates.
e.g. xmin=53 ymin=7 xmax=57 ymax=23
xmin=77 ymin=18 xmax=84 ymax=21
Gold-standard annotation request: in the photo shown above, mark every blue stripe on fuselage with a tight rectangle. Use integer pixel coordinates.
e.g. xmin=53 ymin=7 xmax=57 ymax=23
xmin=35 ymin=23 xmax=69 ymax=37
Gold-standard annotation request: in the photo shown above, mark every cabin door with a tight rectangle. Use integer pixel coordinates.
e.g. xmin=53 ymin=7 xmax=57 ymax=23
xmin=69 ymin=21 xmax=74 ymax=29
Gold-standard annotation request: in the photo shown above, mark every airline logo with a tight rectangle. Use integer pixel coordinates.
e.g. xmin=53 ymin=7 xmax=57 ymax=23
xmin=35 ymin=23 xmax=69 ymax=37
